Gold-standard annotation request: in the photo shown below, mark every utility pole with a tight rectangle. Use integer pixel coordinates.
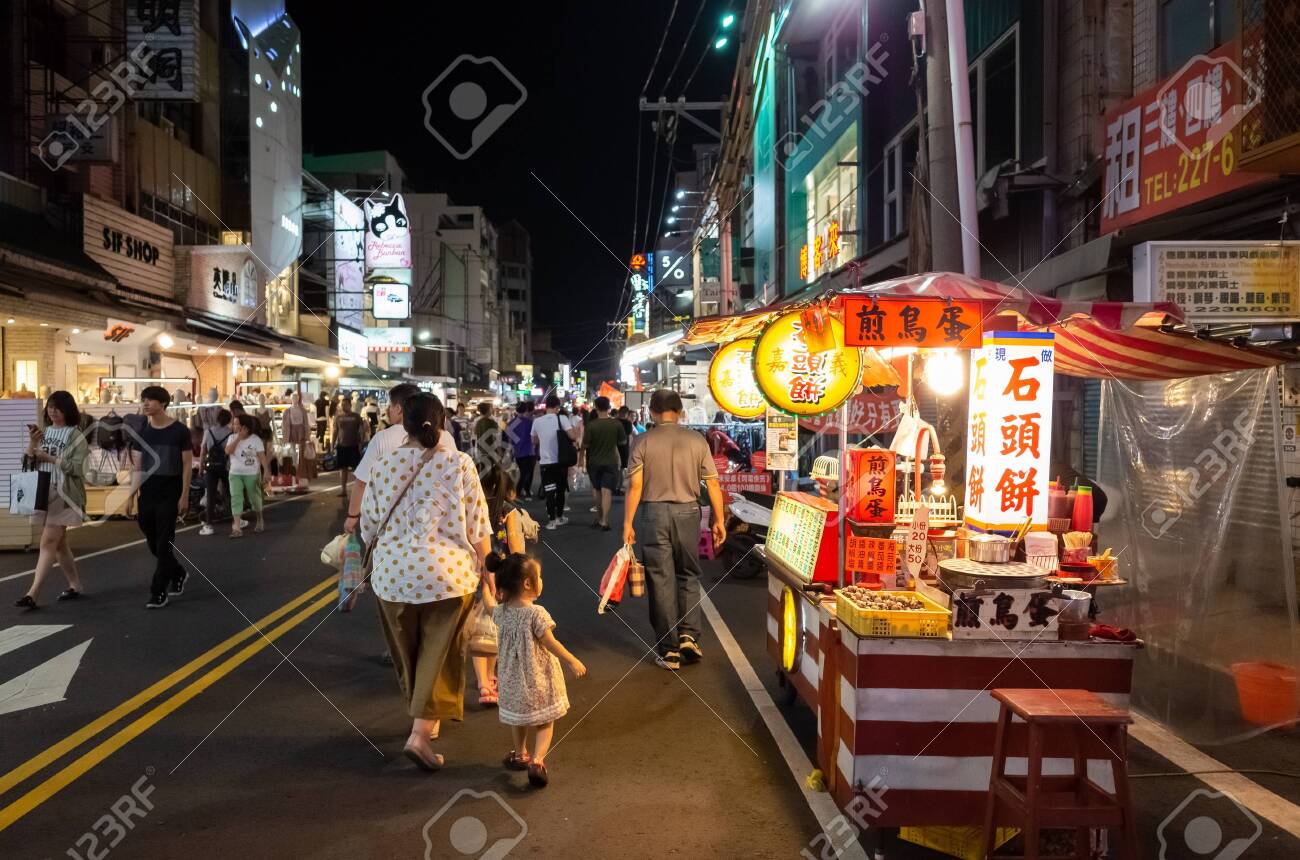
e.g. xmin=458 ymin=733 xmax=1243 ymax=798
xmin=945 ymin=0 xmax=980 ymax=277
xmin=924 ymin=0 xmax=963 ymax=274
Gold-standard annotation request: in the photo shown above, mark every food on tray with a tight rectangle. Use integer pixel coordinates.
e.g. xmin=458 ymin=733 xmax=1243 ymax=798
xmin=839 ymin=587 xmax=927 ymax=611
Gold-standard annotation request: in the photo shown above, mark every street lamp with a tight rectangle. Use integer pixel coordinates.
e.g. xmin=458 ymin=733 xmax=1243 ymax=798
xmin=714 ymin=36 xmax=728 ymax=50
xmin=721 ymin=12 xmax=735 ymax=28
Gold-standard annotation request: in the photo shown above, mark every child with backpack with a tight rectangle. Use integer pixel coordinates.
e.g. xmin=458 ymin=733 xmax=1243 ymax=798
xmin=198 ymin=408 xmax=234 ymax=536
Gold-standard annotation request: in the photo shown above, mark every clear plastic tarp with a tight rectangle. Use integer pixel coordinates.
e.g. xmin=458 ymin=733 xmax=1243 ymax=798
xmin=1096 ymin=367 xmax=1299 ymax=744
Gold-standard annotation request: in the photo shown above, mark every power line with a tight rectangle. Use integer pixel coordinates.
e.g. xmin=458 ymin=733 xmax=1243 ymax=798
xmin=640 ymin=0 xmax=681 ymax=94
xmin=659 ymin=0 xmax=708 ymax=96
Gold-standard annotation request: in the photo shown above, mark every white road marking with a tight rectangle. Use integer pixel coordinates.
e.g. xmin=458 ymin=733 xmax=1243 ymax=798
xmin=0 ymin=625 xmax=71 ymax=658
xmin=700 ymin=591 xmax=870 ymax=860
xmin=1131 ymin=711 xmax=1300 ymax=837
xmin=0 ymin=485 xmax=335 ymax=585
xmin=0 ymin=639 xmax=92 ymax=716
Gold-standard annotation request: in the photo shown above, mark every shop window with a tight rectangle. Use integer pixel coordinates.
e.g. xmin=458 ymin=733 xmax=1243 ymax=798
xmin=801 ymin=131 xmax=859 ymax=282
xmin=883 ymin=123 xmax=919 ymax=243
xmin=14 ymin=360 xmax=38 ymax=395
xmin=1159 ymin=0 xmax=1239 ymax=77
xmin=968 ymin=27 xmax=1020 ymax=176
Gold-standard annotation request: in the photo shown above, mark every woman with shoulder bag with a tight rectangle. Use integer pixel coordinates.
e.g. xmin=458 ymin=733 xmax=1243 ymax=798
xmin=359 ymin=393 xmax=494 ymax=771
xmin=15 ymin=391 xmax=88 ymax=610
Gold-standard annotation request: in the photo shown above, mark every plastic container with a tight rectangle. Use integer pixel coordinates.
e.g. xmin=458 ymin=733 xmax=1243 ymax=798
xmin=1048 ymin=483 xmax=1071 ymax=520
xmin=1071 ymin=485 xmax=1094 ymax=532
xmin=1231 ymin=661 xmax=1298 ymax=728
xmin=835 ymin=589 xmax=951 ymax=638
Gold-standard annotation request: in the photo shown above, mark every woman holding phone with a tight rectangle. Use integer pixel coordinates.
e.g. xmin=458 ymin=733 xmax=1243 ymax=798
xmin=14 ymin=391 xmax=88 ymax=610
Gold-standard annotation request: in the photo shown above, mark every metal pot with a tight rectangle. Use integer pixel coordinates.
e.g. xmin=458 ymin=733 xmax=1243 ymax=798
xmin=968 ymin=534 xmax=1011 ymax=563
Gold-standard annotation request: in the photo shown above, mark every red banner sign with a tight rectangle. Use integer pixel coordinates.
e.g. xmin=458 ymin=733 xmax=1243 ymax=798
xmin=798 ymin=391 xmax=903 ymax=436
xmin=843 ymin=447 xmax=896 ymax=524
xmin=1099 ymin=41 xmax=1272 ymax=233
xmin=841 ymin=297 xmax=983 ymax=349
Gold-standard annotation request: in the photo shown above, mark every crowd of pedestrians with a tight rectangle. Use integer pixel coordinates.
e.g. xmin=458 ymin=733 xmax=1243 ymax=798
xmin=10 ymin=383 xmax=732 ymax=782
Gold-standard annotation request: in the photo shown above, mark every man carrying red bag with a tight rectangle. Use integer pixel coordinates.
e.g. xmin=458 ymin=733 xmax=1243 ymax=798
xmin=622 ymin=390 xmax=726 ymax=671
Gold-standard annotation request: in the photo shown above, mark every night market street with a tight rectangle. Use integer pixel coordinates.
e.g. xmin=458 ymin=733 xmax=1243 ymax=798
xmin=0 ymin=477 xmax=1295 ymax=858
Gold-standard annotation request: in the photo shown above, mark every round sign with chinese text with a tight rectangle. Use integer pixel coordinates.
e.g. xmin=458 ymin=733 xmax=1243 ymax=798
xmin=708 ymin=338 xmax=766 ymax=419
xmin=752 ymin=311 xmax=862 ymax=416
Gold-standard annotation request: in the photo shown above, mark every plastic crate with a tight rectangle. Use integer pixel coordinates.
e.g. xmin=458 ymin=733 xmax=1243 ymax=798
xmin=834 ymin=589 xmax=951 ymax=638
xmin=898 ymin=826 xmax=1018 ymax=860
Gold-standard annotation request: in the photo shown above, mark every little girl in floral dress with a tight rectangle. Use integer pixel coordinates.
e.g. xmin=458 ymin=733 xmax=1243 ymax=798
xmin=487 ymin=552 xmax=585 ymax=787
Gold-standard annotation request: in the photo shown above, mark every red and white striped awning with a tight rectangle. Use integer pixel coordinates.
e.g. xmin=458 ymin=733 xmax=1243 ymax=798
xmin=1047 ymin=318 xmax=1287 ymax=380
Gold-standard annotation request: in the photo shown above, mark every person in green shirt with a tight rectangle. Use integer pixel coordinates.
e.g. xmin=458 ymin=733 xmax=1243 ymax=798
xmin=581 ymin=396 xmax=627 ymax=531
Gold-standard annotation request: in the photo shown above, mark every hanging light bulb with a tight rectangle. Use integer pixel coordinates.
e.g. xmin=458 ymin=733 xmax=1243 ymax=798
xmin=922 ymin=349 xmax=964 ymax=395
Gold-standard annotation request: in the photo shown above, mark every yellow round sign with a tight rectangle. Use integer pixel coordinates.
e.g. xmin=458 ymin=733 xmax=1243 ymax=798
xmin=753 ymin=310 xmax=862 ymax=416
xmin=708 ymin=338 xmax=766 ymax=419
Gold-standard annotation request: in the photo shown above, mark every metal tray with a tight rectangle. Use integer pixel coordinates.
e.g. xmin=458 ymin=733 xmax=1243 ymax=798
xmin=936 ymin=557 xmax=1047 ymax=592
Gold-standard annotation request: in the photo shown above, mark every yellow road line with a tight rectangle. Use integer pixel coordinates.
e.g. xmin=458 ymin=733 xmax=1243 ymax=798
xmin=0 ymin=575 xmax=339 ymax=799
xmin=0 ymin=589 xmax=339 ymax=832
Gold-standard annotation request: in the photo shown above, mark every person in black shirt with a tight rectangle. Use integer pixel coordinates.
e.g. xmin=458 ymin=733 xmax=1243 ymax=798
xmin=134 ymin=386 xmax=193 ymax=609
xmin=314 ymin=392 xmax=329 ymax=443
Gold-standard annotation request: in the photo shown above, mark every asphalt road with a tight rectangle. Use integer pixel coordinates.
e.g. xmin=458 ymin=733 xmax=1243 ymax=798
xmin=0 ymin=477 xmax=1296 ymax=859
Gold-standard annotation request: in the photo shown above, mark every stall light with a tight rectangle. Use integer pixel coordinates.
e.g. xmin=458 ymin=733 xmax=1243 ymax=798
xmin=157 ymin=334 xmax=174 ymax=349
xmin=5 ymin=318 xmax=13 ymax=324
xmin=226 ymin=351 xmax=235 ymax=357
xmin=324 ymin=365 xmax=341 ymax=379
xmin=206 ymin=348 xmax=217 ymax=354
xmin=922 ymin=349 xmax=964 ymax=395
xmin=39 ymin=322 xmax=48 ymax=327
xmin=71 ymin=328 xmax=81 ymax=334
xmin=418 ymin=330 xmax=432 ymax=341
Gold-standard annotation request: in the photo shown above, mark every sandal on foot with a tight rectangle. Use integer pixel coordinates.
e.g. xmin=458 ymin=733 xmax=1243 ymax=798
xmin=503 ymin=750 xmax=531 ymax=771
xmin=56 ymin=588 xmax=81 ymax=601
xmin=527 ymin=761 xmax=549 ymax=787
xmin=402 ymin=740 xmax=444 ymax=772
xmin=14 ymin=595 xmax=36 ymax=610
xmin=479 ymin=688 xmax=498 ymax=706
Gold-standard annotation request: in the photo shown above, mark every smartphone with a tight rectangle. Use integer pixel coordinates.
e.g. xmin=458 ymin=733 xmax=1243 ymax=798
xmin=26 ymin=424 xmax=38 ymax=433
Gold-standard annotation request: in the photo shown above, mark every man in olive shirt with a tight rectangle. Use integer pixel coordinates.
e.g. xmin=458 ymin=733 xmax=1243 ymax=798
xmin=623 ymin=389 xmax=726 ymax=671
xmin=582 ymin=396 xmax=627 ymax=531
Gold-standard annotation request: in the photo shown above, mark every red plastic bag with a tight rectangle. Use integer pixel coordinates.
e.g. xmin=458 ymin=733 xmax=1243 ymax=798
xmin=597 ymin=544 xmax=634 ymax=614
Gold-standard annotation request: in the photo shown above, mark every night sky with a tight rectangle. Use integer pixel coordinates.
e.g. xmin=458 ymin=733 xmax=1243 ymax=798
xmin=287 ymin=1 xmax=735 ymax=376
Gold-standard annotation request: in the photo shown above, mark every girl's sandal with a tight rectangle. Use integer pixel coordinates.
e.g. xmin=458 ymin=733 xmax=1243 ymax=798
xmin=527 ymin=761 xmax=549 ymax=787
xmin=478 ymin=687 xmax=498 ymax=706
xmin=503 ymin=750 xmax=530 ymax=771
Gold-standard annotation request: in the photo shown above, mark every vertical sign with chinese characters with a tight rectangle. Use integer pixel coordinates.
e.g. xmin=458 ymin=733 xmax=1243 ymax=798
xmin=844 ymin=448 xmax=896 ymax=523
xmin=964 ymin=332 xmax=1055 ymax=535
xmin=628 ymin=253 xmax=654 ymax=338
xmin=127 ymin=0 xmax=201 ymax=100
xmin=765 ymin=409 xmax=798 ymax=471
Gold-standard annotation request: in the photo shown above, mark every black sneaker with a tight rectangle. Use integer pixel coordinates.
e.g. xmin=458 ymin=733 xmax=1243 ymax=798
xmin=168 ymin=572 xmax=188 ymax=596
xmin=678 ymin=636 xmax=703 ymax=664
xmin=145 ymin=593 xmax=169 ymax=609
xmin=655 ymin=651 xmax=681 ymax=671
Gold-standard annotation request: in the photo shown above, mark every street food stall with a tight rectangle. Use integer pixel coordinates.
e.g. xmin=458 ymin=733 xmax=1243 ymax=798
xmin=689 ymin=272 xmax=1288 ymax=851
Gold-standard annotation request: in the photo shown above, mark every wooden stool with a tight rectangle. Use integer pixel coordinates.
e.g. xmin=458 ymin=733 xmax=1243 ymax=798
xmin=981 ymin=688 xmax=1138 ymax=860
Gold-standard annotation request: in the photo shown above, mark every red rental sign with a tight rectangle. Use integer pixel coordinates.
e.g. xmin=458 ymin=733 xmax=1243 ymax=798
xmin=1099 ymin=40 xmax=1272 ymax=233
xmin=841 ymin=297 xmax=983 ymax=349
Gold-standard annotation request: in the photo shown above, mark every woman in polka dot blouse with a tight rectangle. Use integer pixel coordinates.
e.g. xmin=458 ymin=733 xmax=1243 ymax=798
xmin=360 ymin=394 xmax=494 ymax=771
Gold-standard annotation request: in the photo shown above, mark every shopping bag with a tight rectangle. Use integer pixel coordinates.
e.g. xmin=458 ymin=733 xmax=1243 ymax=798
xmin=338 ymin=532 xmax=366 ymax=611
xmin=320 ymin=533 xmax=349 ymax=569
xmin=597 ymin=544 xmax=634 ymax=614
xmin=9 ymin=468 xmax=49 ymax=515
xmin=568 ymin=469 xmax=590 ymax=493
xmin=464 ymin=597 xmax=499 ymax=656
xmin=628 ymin=557 xmax=646 ymax=598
